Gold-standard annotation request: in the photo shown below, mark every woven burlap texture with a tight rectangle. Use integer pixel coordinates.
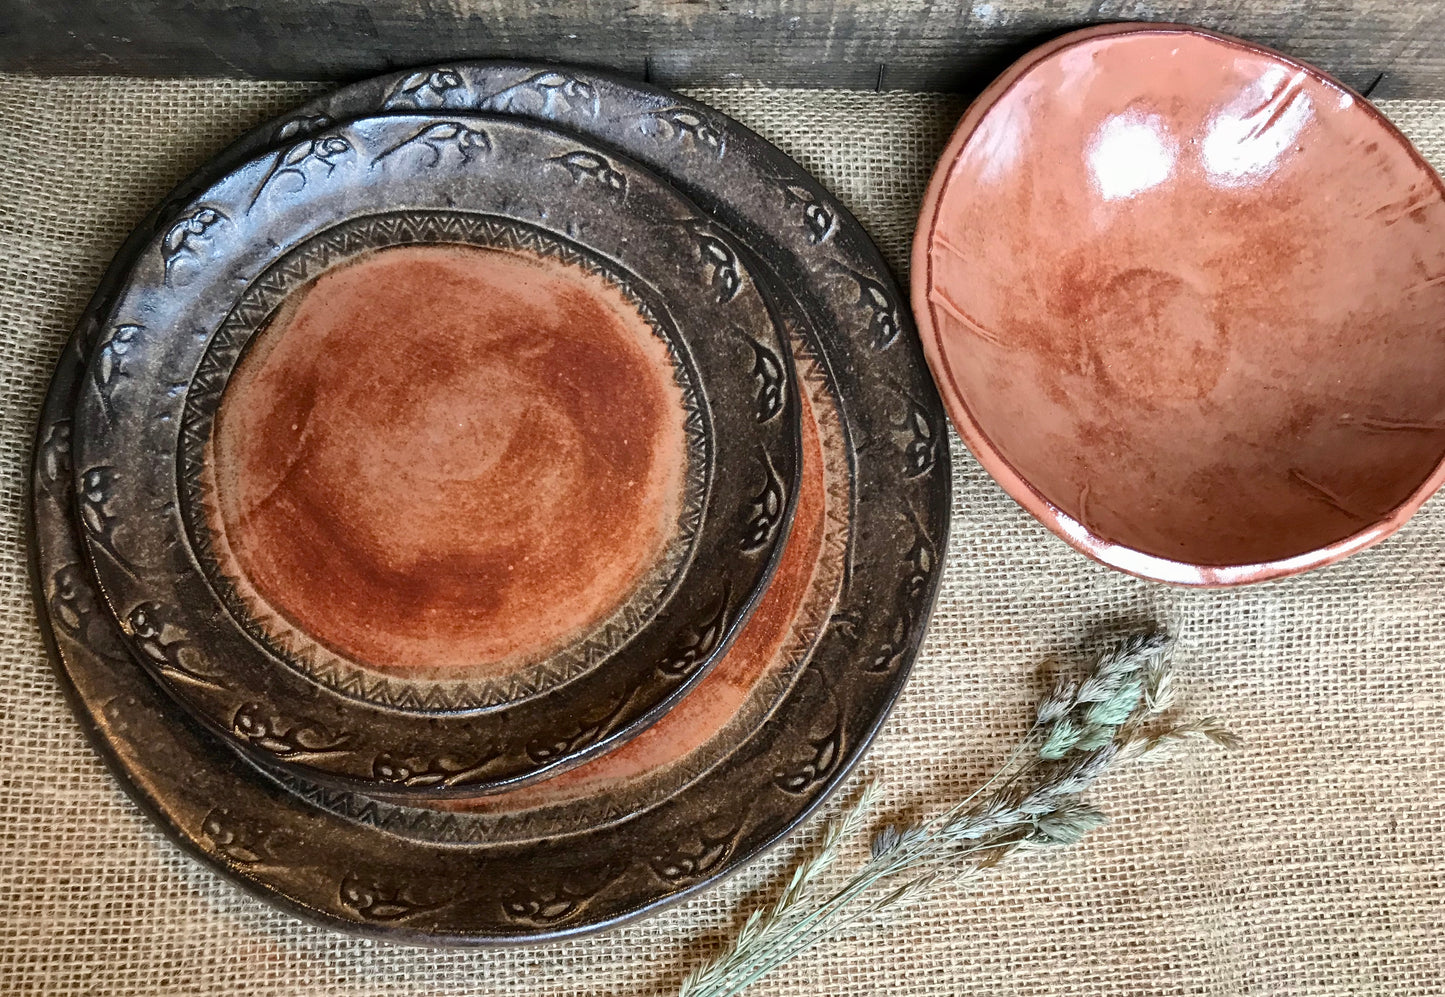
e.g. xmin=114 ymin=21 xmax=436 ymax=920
xmin=2 ymin=75 xmax=1444 ymax=996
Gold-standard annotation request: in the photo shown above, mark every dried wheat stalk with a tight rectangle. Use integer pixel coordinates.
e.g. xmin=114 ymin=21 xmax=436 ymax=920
xmin=676 ymin=631 xmax=1237 ymax=997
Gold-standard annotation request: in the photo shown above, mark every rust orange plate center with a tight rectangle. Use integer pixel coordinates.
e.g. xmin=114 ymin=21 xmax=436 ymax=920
xmin=209 ymin=243 xmax=689 ymax=676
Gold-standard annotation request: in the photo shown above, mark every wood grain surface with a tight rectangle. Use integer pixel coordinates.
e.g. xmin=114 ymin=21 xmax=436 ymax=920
xmin=2 ymin=0 xmax=1442 ymax=96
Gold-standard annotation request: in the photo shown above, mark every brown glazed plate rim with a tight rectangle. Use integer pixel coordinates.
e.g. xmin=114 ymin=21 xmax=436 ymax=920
xmin=910 ymin=22 xmax=1445 ymax=587
xmin=32 ymin=63 xmax=949 ymax=942
xmin=70 ymin=112 xmax=804 ymax=796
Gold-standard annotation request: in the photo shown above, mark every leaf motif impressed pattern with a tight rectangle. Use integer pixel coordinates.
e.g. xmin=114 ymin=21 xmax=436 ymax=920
xmin=483 ymin=71 xmax=599 ymax=117
xmin=742 ymin=448 xmax=785 ymax=552
xmin=340 ymin=873 xmax=452 ymax=922
xmin=382 ymin=69 xmax=464 ymax=109
xmin=371 ymin=122 xmax=491 ymax=168
xmin=247 ymin=135 xmax=352 ymax=211
xmin=641 ymin=106 xmax=725 ymax=157
xmin=91 ymin=324 xmax=141 ymax=420
xmin=775 ymin=179 xmax=835 ymax=244
xmin=658 ymin=584 xmax=731 ymax=679
xmin=745 ymin=334 xmax=786 ymax=423
xmin=232 ymin=703 xmax=351 ymax=759
xmin=124 ymin=601 xmax=222 ymax=689
xmin=78 ymin=465 xmax=136 ymax=575
xmin=162 ymin=208 xmax=228 ymax=284
xmin=548 ymin=150 xmax=626 ymax=193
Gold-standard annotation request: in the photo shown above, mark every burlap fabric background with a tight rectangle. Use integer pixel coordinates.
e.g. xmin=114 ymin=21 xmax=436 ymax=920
xmin=2 ymin=75 xmax=1443 ymax=996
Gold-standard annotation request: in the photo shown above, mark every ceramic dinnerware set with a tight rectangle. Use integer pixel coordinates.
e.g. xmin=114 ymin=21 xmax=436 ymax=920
xmin=29 ymin=24 xmax=1445 ymax=942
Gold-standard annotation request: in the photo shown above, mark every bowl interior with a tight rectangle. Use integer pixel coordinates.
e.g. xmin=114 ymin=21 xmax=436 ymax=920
xmin=918 ymin=26 xmax=1445 ymax=581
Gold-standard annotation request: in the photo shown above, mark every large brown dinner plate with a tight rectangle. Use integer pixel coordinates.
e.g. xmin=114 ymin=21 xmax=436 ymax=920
xmin=32 ymin=64 xmax=949 ymax=941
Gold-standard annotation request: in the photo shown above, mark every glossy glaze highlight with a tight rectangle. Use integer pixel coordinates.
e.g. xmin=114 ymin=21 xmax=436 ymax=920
xmin=914 ymin=24 xmax=1445 ymax=584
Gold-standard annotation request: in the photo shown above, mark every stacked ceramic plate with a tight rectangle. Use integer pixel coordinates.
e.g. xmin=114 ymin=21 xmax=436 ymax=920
xmin=32 ymin=64 xmax=949 ymax=942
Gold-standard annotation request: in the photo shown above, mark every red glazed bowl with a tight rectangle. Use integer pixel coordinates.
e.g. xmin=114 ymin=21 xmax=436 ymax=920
xmin=913 ymin=23 xmax=1445 ymax=585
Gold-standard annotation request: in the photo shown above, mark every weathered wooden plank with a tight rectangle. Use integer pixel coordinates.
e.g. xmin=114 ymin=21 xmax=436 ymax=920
xmin=1 ymin=0 xmax=1441 ymax=97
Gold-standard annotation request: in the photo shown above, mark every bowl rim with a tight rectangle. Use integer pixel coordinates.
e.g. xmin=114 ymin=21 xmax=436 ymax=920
xmin=910 ymin=20 xmax=1445 ymax=587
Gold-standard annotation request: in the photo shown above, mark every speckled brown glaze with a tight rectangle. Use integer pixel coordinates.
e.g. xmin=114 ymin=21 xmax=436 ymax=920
xmin=914 ymin=23 xmax=1445 ymax=585
xmin=210 ymin=244 xmax=687 ymax=676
